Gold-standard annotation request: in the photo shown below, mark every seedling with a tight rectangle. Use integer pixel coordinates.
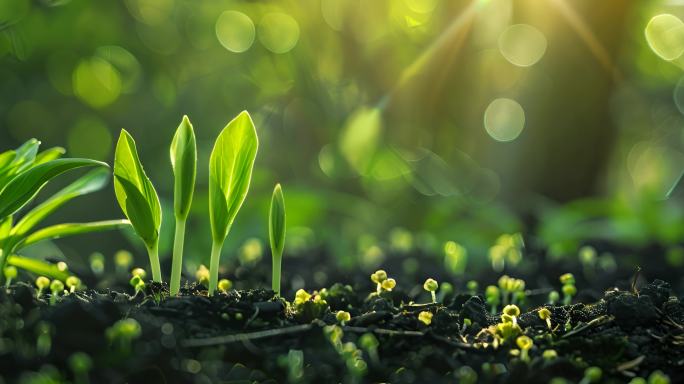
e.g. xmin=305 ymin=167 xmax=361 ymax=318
xmin=548 ymin=290 xmax=559 ymax=305
xmin=114 ymin=250 xmax=133 ymax=274
xmin=35 ymin=321 xmax=52 ymax=356
xmin=196 ymin=265 xmax=210 ymax=288
xmin=208 ymin=111 xmax=258 ymax=295
xmin=170 ymin=116 xmax=197 ymax=296
xmin=542 ymin=349 xmax=557 ymax=361
xmin=418 ymin=311 xmax=433 ymax=325
xmin=579 ymin=366 xmax=602 ymax=384
xmin=130 ymin=275 xmax=145 ymax=295
xmin=269 ymin=183 xmax=286 ymax=296
xmin=382 ymin=278 xmax=396 ymax=291
xmin=336 ymin=310 xmax=351 ymax=325
xmin=485 ymin=285 xmax=500 ymax=314
xmin=35 ymin=276 xmax=50 ymax=298
xmin=89 ymin=253 xmax=105 ymax=276
xmin=0 ymin=140 xmax=128 ymax=280
xmin=49 ymin=279 xmax=64 ymax=305
xmin=66 ymin=276 xmax=81 ymax=294
xmin=538 ymin=307 xmax=552 ymax=329
xmin=488 ymin=233 xmax=524 ymax=272
xmin=106 ymin=318 xmax=142 ymax=354
xmin=68 ymin=352 xmax=92 ymax=384
xmin=114 ymin=130 xmax=163 ymax=282
xmin=502 ymin=304 xmax=520 ymax=326
xmin=3 ymin=265 xmax=17 ymax=288
xmin=131 ymin=267 xmax=146 ymax=279
xmin=466 ymin=280 xmax=478 ymax=295
xmin=371 ymin=269 xmax=387 ymax=293
xmin=560 ymin=273 xmax=576 ymax=305
xmin=515 ymin=335 xmax=533 ymax=362
xmin=293 ymin=289 xmax=329 ymax=322
xmin=423 ymin=278 xmax=439 ymax=303
xmin=218 ymin=278 xmax=232 ymax=293
xmin=358 ymin=333 xmax=380 ymax=366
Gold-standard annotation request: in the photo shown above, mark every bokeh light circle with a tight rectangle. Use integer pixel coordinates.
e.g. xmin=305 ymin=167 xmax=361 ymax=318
xmin=484 ymin=98 xmax=525 ymax=142
xmin=258 ymin=13 xmax=300 ymax=54
xmin=645 ymin=14 xmax=684 ymax=61
xmin=73 ymin=57 xmax=122 ymax=108
xmin=68 ymin=116 xmax=112 ymax=160
xmin=215 ymin=11 xmax=255 ymax=53
xmin=498 ymin=24 xmax=547 ymax=67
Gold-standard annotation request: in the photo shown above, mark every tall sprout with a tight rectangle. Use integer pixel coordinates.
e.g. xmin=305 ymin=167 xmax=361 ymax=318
xmin=169 ymin=116 xmax=197 ymax=295
xmin=208 ymin=111 xmax=258 ymax=295
xmin=269 ymin=184 xmax=285 ymax=296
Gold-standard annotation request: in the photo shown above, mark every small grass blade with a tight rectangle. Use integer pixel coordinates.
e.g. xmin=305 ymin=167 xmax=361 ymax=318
xmin=17 ymin=219 xmax=131 ymax=249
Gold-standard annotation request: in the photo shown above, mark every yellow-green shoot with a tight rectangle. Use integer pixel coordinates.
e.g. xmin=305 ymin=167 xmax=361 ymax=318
xmin=269 ymin=183 xmax=286 ymax=296
xmin=169 ymin=116 xmax=197 ymax=296
xmin=208 ymin=111 xmax=258 ymax=295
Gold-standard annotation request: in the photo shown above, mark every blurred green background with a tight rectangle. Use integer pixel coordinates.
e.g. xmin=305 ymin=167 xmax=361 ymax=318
xmin=3 ymin=0 xmax=684 ymax=278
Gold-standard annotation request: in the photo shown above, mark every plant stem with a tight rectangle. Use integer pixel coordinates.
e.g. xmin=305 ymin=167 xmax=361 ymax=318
xmin=0 ymin=248 xmax=6 ymax=285
xmin=208 ymin=241 xmax=223 ymax=296
xmin=146 ymin=243 xmax=162 ymax=282
xmin=170 ymin=218 xmax=186 ymax=296
xmin=272 ymin=252 xmax=282 ymax=296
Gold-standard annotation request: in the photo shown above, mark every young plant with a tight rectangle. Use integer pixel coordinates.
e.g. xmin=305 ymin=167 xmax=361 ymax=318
xmin=196 ymin=265 xmax=210 ymax=288
xmin=560 ymin=273 xmax=576 ymax=305
xmin=515 ymin=335 xmax=533 ymax=362
xmin=485 ymin=285 xmax=500 ymax=314
xmin=3 ymin=266 xmax=17 ymax=288
xmin=218 ymin=278 xmax=232 ymax=293
xmin=502 ymin=304 xmax=520 ymax=326
xmin=0 ymin=140 xmax=128 ymax=280
xmin=418 ymin=311 xmax=433 ymax=325
xmin=336 ymin=310 xmax=351 ymax=325
xmin=208 ymin=111 xmax=258 ymax=295
xmin=538 ymin=307 xmax=552 ymax=329
xmin=169 ymin=116 xmax=197 ymax=296
xmin=113 ymin=130 xmax=163 ymax=282
xmin=35 ymin=276 xmax=50 ymax=298
xmin=423 ymin=278 xmax=439 ymax=303
xmin=269 ymin=183 xmax=286 ymax=296
xmin=49 ymin=279 xmax=64 ymax=305
xmin=65 ymin=276 xmax=81 ymax=294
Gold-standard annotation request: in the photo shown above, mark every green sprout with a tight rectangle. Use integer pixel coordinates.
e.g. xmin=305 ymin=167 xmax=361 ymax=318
xmin=538 ymin=307 xmax=552 ymax=329
xmin=114 ymin=130 xmax=163 ymax=282
xmin=0 ymin=140 xmax=126 ymax=280
xmin=488 ymin=233 xmax=524 ymax=272
xmin=542 ymin=349 xmax=558 ymax=361
xmin=515 ymin=335 xmax=533 ymax=362
xmin=35 ymin=276 xmax=50 ymax=298
xmin=579 ymin=367 xmax=602 ymax=384
xmin=370 ymin=269 xmax=388 ymax=293
xmin=418 ymin=311 xmax=433 ymax=325
xmin=196 ymin=265 xmax=210 ymax=288
xmin=443 ymin=240 xmax=467 ymax=275
xmin=114 ymin=250 xmax=133 ymax=274
xmin=466 ymin=280 xmax=478 ymax=295
xmin=130 ymin=275 xmax=145 ymax=295
xmin=336 ymin=310 xmax=351 ymax=325
xmin=89 ymin=252 xmax=105 ymax=276
xmin=218 ymin=278 xmax=232 ymax=293
xmin=170 ymin=116 xmax=197 ymax=296
xmin=106 ymin=318 xmax=142 ymax=354
xmin=381 ymin=278 xmax=396 ymax=291
xmin=269 ymin=183 xmax=286 ymax=296
xmin=35 ymin=321 xmax=52 ymax=356
xmin=485 ymin=285 xmax=500 ymax=314
xmin=548 ymin=290 xmax=560 ymax=305
xmin=560 ymin=273 xmax=576 ymax=305
xmin=293 ymin=289 xmax=329 ymax=322
xmin=358 ymin=333 xmax=380 ymax=366
xmin=49 ymin=279 xmax=64 ymax=305
xmin=502 ymin=304 xmax=520 ymax=326
xmin=131 ymin=267 xmax=146 ymax=279
xmin=423 ymin=278 xmax=439 ymax=303
xmin=647 ymin=371 xmax=671 ymax=384
xmin=3 ymin=265 xmax=17 ymax=288
xmin=68 ymin=352 xmax=92 ymax=384
xmin=65 ymin=276 xmax=81 ymax=294
xmin=208 ymin=111 xmax=258 ymax=296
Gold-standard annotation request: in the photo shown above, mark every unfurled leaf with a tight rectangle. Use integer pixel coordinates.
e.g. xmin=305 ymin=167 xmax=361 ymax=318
xmin=0 ymin=158 xmax=107 ymax=220
xmin=269 ymin=183 xmax=286 ymax=259
xmin=17 ymin=219 xmax=130 ymax=249
xmin=170 ymin=115 xmax=197 ymax=220
xmin=34 ymin=147 xmax=66 ymax=165
xmin=209 ymin=111 xmax=259 ymax=242
xmin=113 ymin=129 xmax=161 ymax=249
xmin=10 ymin=168 xmax=110 ymax=239
xmin=6 ymin=255 xmax=69 ymax=281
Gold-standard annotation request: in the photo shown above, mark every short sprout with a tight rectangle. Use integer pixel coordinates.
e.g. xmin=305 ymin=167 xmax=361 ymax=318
xmin=129 ymin=275 xmax=145 ymax=295
xmin=562 ymin=284 xmax=577 ymax=305
xmin=106 ymin=318 xmax=142 ymax=353
xmin=370 ymin=269 xmax=387 ymax=284
xmin=548 ymin=290 xmax=560 ymax=305
xmin=131 ymin=268 xmax=146 ymax=279
xmin=50 ymin=280 xmax=64 ymax=305
xmin=68 ymin=351 xmax=93 ymax=378
xmin=218 ymin=278 xmax=232 ymax=293
xmin=381 ymin=278 xmax=396 ymax=291
xmin=65 ymin=276 xmax=81 ymax=294
xmin=294 ymin=289 xmax=312 ymax=305
xmin=196 ymin=265 xmax=210 ymax=287
xmin=485 ymin=285 xmax=500 ymax=314
xmin=89 ymin=252 xmax=105 ymax=275
xmin=418 ymin=311 xmax=433 ymax=325
xmin=502 ymin=304 xmax=520 ymax=326
xmin=516 ymin=335 xmax=533 ymax=361
xmin=57 ymin=261 xmax=68 ymax=272
xmin=358 ymin=333 xmax=380 ymax=364
xmin=542 ymin=349 xmax=557 ymax=360
xmin=35 ymin=276 xmax=50 ymax=298
xmin=538 ymin=308 xmax=552 ymax=329
xmin=466 ymin=280 xmax=478 ymax=295
xmin=648 ymin=370 xmax=671 ymax=384
xmin=3 ymin=266 xmax=17 ymax=288
xmin=423 ymin=278 xmax=438 ymax=303
xmin=336 ymin=310 xmax=351 ymax=325
xmin=115 ymin=250 xmax=133 ymax=271
xmin=559 ymin=273 xmax=575 ymax=285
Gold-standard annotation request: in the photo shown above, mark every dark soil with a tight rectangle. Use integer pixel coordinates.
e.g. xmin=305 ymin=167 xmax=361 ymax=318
xmin=1 ymin=275 xmax=682 ymax=384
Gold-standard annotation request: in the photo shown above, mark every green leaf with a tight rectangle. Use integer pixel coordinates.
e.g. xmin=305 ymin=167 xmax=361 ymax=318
xmin=0 ymin=139 xmax=40 ymax=188
xmin=34 ymin=147 xmax=66 ymax=165
xmin=170 ymin=115 xmax=197 ymax=220
xmin=9 ymin=168 xmax=110 ymax=240
xmin=113 ymin=129 xmax=161 ymax=249
xmin=269 ymin=183 xmax=286 ymax=258
xmin=17 ymin=219 xmax=130 ymax=249
xmin=0 ymin=158 xmax=107 ymax=220
xmin=209 ymin=111 xmax=259 ymax=242
xmin=6 ymin=255 xmax=70 ymax=281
